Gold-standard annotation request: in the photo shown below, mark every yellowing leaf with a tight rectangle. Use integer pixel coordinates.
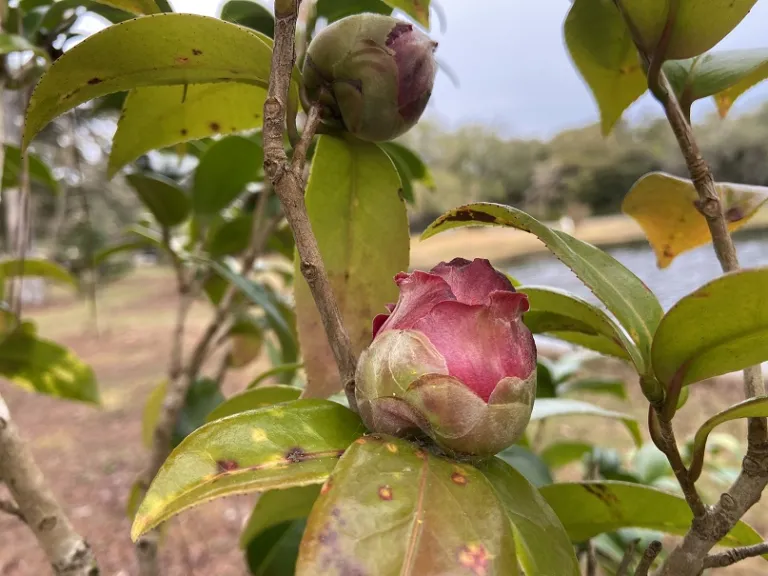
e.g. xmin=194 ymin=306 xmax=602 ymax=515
xmin=622 ymin=172 xmax=768 ymax=269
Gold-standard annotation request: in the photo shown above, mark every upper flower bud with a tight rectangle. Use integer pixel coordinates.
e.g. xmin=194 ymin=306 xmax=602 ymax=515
xmin=302 ymin=13 xmax=438 ymax=142
xmin=355 ymin=258 xmax=538 ymax=456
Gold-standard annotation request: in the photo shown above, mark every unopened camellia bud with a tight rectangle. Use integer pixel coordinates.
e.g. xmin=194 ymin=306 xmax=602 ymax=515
xmin=355 ymin=258 xmax=538 ymax=457
xmin=302 ymin=13 xmax=438 ymax=142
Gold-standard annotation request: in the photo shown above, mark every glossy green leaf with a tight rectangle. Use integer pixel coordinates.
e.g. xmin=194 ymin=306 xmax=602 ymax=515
xmin=206 ymin=215 xmax=251 ymax=258
xmin=558 ymin=378 xmax=628 ymax=401
xmin=480 ymin=457 xmax=580 ymax=576
xmin=539 ymin=481 xmax=766 ymax=553
xmin=298 ymin=434 xmax=519 ymax=576
xmin=0 ymin=258 xmax=77 ymax=287
xmin=142 ymin=380 xmax=167 ymax=448
xmin=540 ymin=441 xmax=593 ymax=469
xmin=0 ymin=328 xmax=99 ymax=404
xmin=206 ymin=385 xmax=302 ymax=423
xmin=652 ymin=268 xmax=768 ymax=388
xmin=623 ymin=172 xmax=768 ymax=269
xmin=379 ymin=141 xmax=436 ymax=204
xmin=632 ymin=443 xmax=672 ymax=485
xmin=172 ymin=378 xmax=225 ymax=447
xmin=3 ymin=145 xmax=59 ymax=194
xmin=689 ymin=397 xmax=768 ymax=482
xmin=240 ymin=485 xmax=320 ymax=548
xmin=109 ymin=83 xmax=267 ymax=176
xmin=531 ymin=398 xmax=641 ymax=447
xmin=382 ymin=0 xmax=430 ymax=27
xmin=536 ymin=360 xmax=557 ymax=399
xmin=248 ymin=363 xmax=305 ymax=389
xmin=94 ymin=239 xmax=149 ymax=265
xmin=620 ymin=0 xmax=757 ymax=60
xmin=192 ymin=135 xmax=263 ymax=215
xmin=125 ymin=173 xmax=190 ymax=228
xmin=220 ymin=0 xmax=274 ymax=37
xmin=422 ymin=203 xmax=663 ymax=369
xmin=520 ymin=285 xmax=641 ymax=369
xmin=131 ymin=399 xmax=364 ymax=540
xmin=497 ymin=446 xmax=553 ymax=488
xmin=247 ymin=519 xmax=306 ymax=576
xmin=24 ymin=13 xmax=275 ymax=148
xmin=315 ymin=0 xmax=391 ymax=23
xmin=564 ymin=0 xmax=646 ymax=134
xmin=91 ymin=0 xmax=160 ymax=14
xmin=296 ymin=135 xmax=409 ymax=398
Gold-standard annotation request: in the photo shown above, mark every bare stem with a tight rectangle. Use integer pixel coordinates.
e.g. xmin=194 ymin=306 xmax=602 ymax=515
xmin=617 ymin=539 xmax=639 ymax=576
xmin=703 ymin=541 xmax=768 ymax=568
xmin=634 ymin=541 xmax=662 ymax=576
xmin=263 ymin=0 xmax=358 ymax=410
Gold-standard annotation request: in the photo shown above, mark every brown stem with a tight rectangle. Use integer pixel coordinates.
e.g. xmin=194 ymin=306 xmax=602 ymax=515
xmin=634 ymin=541 xmax=662 ymax=576
xmin=617 ymin=539 xmax=639 ymax=576
xmin=702 ymin=541 xmax=768 ymax=568
xmin=0 ymin=397 xmax=99 ymax=575
xmin=263 ymin=0 xmax=358 ymax=410
xmin=0 ymin=498 xmax=25 ymax=522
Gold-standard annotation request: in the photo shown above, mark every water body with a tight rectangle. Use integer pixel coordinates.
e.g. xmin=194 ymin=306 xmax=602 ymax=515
xmin=507 ymin=229 xmax=768 ymax=311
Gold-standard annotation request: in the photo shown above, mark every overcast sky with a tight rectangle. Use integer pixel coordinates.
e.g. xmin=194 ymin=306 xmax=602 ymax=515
xmin=166 ymin=0 xmax=768 ymax=138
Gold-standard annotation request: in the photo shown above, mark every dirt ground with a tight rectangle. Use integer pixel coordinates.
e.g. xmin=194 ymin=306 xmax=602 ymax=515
xmin=0 ymin=267 xmax=766 ymax=575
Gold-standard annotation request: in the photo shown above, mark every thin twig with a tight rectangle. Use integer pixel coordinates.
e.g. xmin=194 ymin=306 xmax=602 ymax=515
xmin=617 ymin=539 xmax=639 ymax=576
xmin=634 ymin=541 xmax=662 ymax=576
xmin=703 ymin=541 xmax=768 ymax=568
xmin=263 ymin=0 xmax=358 ymax=410
xmin=0 ymin=498 xmax=25 ymax=522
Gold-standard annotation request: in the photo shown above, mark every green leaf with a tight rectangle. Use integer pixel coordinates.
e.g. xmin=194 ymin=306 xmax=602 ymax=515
xmin=382 ymin=0 xmax=430 ymax=28
xmin=172 ymin=378 xmax=225 ymax=447
xmin=541 ymin=441 xmax=594 ymax=469
xmin=497 ymin=445 xmax=553 ymax=488
xmin=246 ymin=519 xmax=306 ymax=576
xmin=539 ymin=481 xmax=766 ymax=553
xmin=109 ymin=84 xmax=267 ymax=176
xmin=536 ymin=360 xmax=557 ymax=399
xmin=91 ymin=0 xmax=160 ymax=14
xmin=206 ymin=385 xmax=302 ymax=423
xmin=24 ymin=13 xmax=274 ymax=148
xmin=621 ymin=0 xmax=757 ymax=60
xmin=564 ymin=0 xmax=647 ymax=134
xmin=297 ymin=434 xmax=520 ymax=575
xmin=558 ymin=378 xmax=628 ymax=401
xmin=226 ymin=315 xmax=264 ymax=369
xmin=240 ymin=485 xmax=320 ymax=548
xmin=142 ymin=380 xmax=167 ymax=448
xmin=316 ymin=0 xmax=392 ymax=23
xmin=192 ymin=135 xmax=263 ymax=215
xmin=520 ymin=285 xmax=641 ymax=370
xmin=206 ymin=215 xmax=251 ymax=258
xmin=0 ymin=32 xmax=45 ymax=57
xmin=125 ymin=172 xmax=190 ymax=228
xmin=631 ymin=443 xmax=672 ymax=485
xmin=379 ymin=141 xmax=436 ymax=204
xmin=94 ymin=239 xmax=149 ymax=265
xmin=220 ymin=0 xmax=275 ymax=37
xmin=130 ymin=399 xmax=364 ymax=540
xmin=531 ymin=398 xmax=642 ymax=447
xmin=296 ymin=135 xmax=409 ymax=398
xmin=623 ymin=172 xmax=768 ymax=269
xmin=0 ymin=328 xmax=99 ymax=403
xmin=3 ymin=145 xmax=59 ymax=194
xmin=480 ymin=457 xmax=580 ymax=576
xmin=0 ymin=258 xmax=77 ymax=287
xmin=652 ymin=268 xmax=768 ymax=388
xmin=689 ymin=397 xmax=768 ymax=482
xmin=422 ymin=203 xmax=663 ymax=373
xmin=247 ymin=363 xmax=305 ymax=389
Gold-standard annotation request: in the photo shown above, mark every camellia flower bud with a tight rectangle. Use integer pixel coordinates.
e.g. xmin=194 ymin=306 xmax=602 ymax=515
xmin=355 ymin=258 xmax=537 ymax=457
xmin=302 ymin=13 xmax=438 ymax=142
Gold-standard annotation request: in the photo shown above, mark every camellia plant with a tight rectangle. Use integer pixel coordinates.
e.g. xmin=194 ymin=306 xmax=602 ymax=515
xmin=3 ymin=0 xmax=768 ymax=575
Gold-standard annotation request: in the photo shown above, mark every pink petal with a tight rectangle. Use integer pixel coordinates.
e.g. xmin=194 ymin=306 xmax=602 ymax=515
xmin=431 ymin=258 xmax=515 ymax=305
xmin=374 ymin=271 xmax=456 ymax=336
xmin=412 ymin=291 xmax=535 ymax=402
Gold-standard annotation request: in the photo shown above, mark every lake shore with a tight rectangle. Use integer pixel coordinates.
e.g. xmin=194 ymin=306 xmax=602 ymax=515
xmin=409 ymin=207 xmax=768 ymax=270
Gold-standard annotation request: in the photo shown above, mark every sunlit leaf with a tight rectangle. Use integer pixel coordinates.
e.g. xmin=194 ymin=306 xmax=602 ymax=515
xmin=0 ymin=258 xmax=76 ymax=287
xmin=91 ymin=0 xmax=160 ymax=14
xmin=652 ymin=268 xmax=768 ymax=388
xmin=24 ymin=13 xmax=274 ymax=148
xmin=481 ymin=457 xmax=580 ymax=576
xmin=531 ymin=398 xmax=641 ymax=446
xmin=315 ymin=0 xmax=392 ymax=23
xmin=296 ymin=135 xmax=409 ymax=397
xmin=298 ymin=434 xmax=520 ymax=575
xmin=496 ymin=445 xmax=553 ymax=488
xmin=540 ymin=481 xmax=766 ymax=554
xmin=131 ymin=399 xmax=364 ymax=540
xmin=382 ymin=0 xmax=430 ymax=28
xmin=247 ymin=363 xmax=305 ymax=389
xmin=125 ymin=172 xmax=190 ymax=228
xmin=422 ymin=203 xmax=663 ymax=373
xmin=206 ymin=385 xmax=302 ymax=423
xmin=623 ymin=172 xmax=768 ymax=269
xmin=3 ymin=145 xmax=59 ymax=194
xmin=540 ymin=441 xmax=593 ymax=469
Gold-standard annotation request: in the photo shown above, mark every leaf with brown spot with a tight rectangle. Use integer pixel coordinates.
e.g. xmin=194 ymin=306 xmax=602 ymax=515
xmin=130 ymin=399 xmax=364 ymax=540
xmin=296 ymin=136 xmax=409 ymax=398
xmin=296 ymin=435 xmax=519 ymax=575
xmin=539 ymin=481 xmax=766 ymax=555
xmin=622 ymin=172 xmax=768 ymax=269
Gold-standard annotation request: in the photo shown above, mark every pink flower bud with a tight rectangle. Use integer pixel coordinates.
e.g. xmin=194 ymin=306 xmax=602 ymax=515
xmin=355 ymin=258 xmax=537 ymax=456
